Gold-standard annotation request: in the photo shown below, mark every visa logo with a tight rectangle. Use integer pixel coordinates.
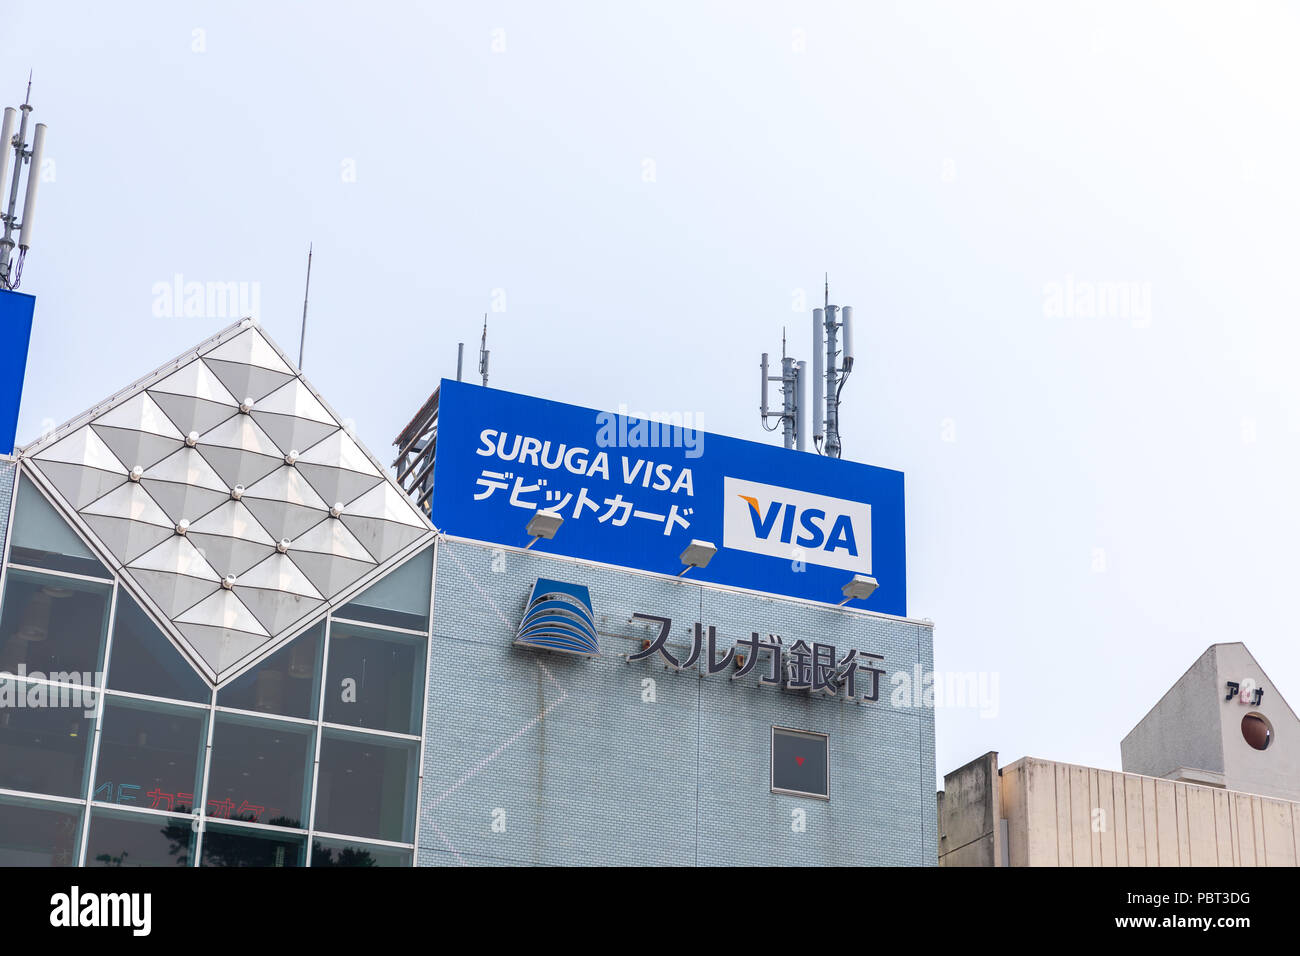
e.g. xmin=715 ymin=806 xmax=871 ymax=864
xmin=722 ymin=477 xmax=872 ymax=575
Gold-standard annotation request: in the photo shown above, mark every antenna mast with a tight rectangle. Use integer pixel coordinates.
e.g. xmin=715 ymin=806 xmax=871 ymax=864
xmin=478 ymin=314 xmax=490 ymax=386
xmin=759 ymin=325 xmax=807 ymax=451
xmin=0 ymin=74 xmax=48 ymax=291
xmin=297 ymin=243 xmax=313 ymax=370
xmin=812 ymin=275 xmax=855 ymax=459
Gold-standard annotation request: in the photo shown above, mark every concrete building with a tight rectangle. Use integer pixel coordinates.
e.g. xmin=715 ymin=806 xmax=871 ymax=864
xmin=939 ymin=643 xmax=1300 ymax=866
xmin=0 ymin=318 xmax=936 ymax=866
xmin=420 ymin=536 xmax=936 ymax=866
xmin=1122 ymin=643 xmax=1298 ymax=803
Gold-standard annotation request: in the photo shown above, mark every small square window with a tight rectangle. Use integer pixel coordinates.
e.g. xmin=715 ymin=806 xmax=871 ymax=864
xmin=771 ymin=726 xmax=829 ymax=800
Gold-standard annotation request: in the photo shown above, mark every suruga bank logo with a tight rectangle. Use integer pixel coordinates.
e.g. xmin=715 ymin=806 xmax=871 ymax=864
xmin=514 ymin=578 xmax=600 ymax=656
xmin=722 ymin=477 xmax=872 ymax=575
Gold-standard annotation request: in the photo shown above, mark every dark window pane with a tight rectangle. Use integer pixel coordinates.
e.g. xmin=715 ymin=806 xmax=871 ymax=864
xmin=323 ymin=622 xmax=424 ymax=735
xmin=314 ymin=730 xmax=417 ymax=844
xmin=92 ymin=698 xmax=206 ymax=815
xmin=217 ymin=622 xmax=323 ymax=719
xmin=200 ymin=822 xmax=304 ymax=867
xmin=337 ymin=548 xmax=432 ymax=631
xmin=8 ymin=477 xmax=111 ymax=578
xmin=771 ymin=727 xmax=829 ymax=799
xmin=106 ymin=594 xmax=210 ymax=704
xmin=312 ymin=836 xmax=411 ymax=867
xmin=0 ymin=568 xmax=111 ymax=681
xmin=207 ymin=714 xmax=312 ymax=829
xmin=85 ymin=808 xmax=193 ymax=867
xmin=0 ymin=794 xmax=82 ymax=866
xmin=0 ymin=679 xmax=95 ymax=797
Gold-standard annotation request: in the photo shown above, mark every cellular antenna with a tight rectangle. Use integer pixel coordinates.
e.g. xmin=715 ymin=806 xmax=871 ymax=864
xmin=297 ymin=243 xmax=313 ymax=370
xmin=0 ymin=74 xmax=49 ymax=291
xmin=759 ymin=324 xmax=807 ymax=451
xmin=478 ymin=314 xmax=490 ymax=386
xmin=811 ymin=275 xmax=855 ymax=458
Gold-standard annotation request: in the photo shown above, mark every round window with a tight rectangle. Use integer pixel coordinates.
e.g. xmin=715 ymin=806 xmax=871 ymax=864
xmin=1241 ymin=713 xmax=1272 ymax=751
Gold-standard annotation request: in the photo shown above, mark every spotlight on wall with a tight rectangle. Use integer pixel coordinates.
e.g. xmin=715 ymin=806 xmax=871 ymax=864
xmin=838 ymin=574 xmax=878 ymax=606
xmin=524 ymin=510 xmax=563 ymax=550
xmin=676 ymin=539 xmax=717 ymax=577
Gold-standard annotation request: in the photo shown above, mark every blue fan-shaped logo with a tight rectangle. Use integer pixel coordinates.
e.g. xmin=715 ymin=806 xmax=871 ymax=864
xmin=514 ymin=578 xmax=599 ymax=656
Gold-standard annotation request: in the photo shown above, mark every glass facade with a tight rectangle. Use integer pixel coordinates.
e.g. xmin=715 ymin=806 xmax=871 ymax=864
xmin=0 ymin=477 xmax=431 ymax=866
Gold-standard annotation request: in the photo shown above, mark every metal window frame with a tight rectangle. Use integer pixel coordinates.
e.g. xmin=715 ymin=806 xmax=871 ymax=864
xmin=0 ymin=460 xmax=21 ymax=599
xmin=770 ymin=725 xmax=831 ymax=802
xmin=409 ymin=538 xmax=438 ymax=867
xmin=75 ymin=579 xmax=119 ymax=864
xmin=0 ymin=786 xmax=87 ymax=808
xmin=99 ymin=686 xmax=209 ymax=711
xmin=4 ymin=560 xmax=114 ymax=586
xmin=303 ymin=611 xmax=334 ymax=864
xmin=327 ymin=615 xmax=428 ymax=638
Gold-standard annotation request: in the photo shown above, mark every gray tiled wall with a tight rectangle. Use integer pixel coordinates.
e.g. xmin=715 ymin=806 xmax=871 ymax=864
xmin=0 ymin=458 xmax=14 ymax=565
xmin=418 ymin=537 xmax=936 ymax=866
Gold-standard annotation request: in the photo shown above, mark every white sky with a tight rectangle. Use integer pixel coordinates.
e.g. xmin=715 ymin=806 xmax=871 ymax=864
xmin=6 ymin=1 xmax=1299 ymax=786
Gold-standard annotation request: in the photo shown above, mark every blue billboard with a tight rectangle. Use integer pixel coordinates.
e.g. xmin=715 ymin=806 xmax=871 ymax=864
xmin=0 ymin=290 xmax=35 ymax=455
xmin=430 ymin=379 xmax=907 ymax=615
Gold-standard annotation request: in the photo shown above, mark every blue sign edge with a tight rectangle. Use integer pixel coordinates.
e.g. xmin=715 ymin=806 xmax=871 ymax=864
xmin=0 ymin=290 xmax=36 ymax=456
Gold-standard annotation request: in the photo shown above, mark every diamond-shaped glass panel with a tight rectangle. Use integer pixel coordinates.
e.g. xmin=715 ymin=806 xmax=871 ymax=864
xmin=20 ymin=320 xmax=432 ymax=683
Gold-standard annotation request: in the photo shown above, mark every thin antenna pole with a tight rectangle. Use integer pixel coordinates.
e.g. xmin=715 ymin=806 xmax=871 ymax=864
xmin=780 ymin=354 xmax=796 ymax=450
xmin=3 ymin=73 xmax=32 ymax=232
xmin=824 ymin=303 xmax=840 ymax=458
xmin=297 ymin=243 xmax=313 ymax=370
